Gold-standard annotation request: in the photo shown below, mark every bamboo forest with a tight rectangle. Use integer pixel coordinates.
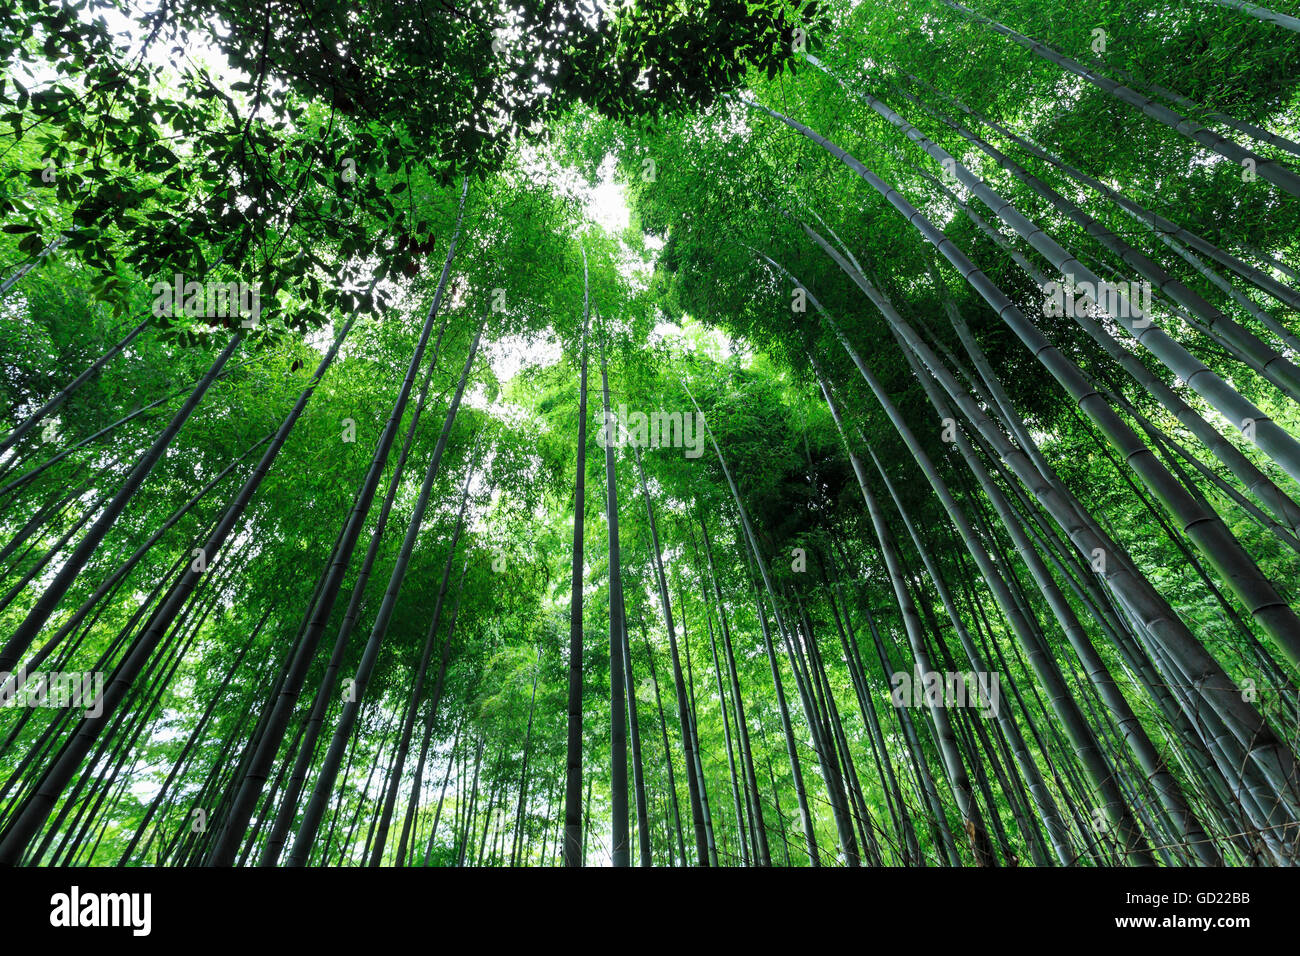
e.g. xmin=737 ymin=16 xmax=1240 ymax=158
xmin=3 ymin=0 xmax=1300 ymax=883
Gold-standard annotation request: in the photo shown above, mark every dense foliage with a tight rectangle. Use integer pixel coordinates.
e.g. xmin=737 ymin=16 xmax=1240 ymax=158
xmin=2 ymin=0 xmax=1300 ymax=867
